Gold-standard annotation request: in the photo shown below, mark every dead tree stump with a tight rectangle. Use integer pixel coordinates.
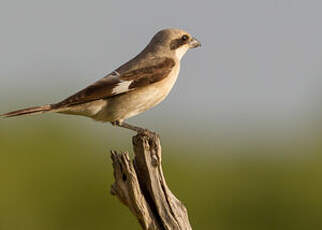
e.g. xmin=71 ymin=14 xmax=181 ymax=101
xmin=110 ymin=132 xmax=192 ymax=230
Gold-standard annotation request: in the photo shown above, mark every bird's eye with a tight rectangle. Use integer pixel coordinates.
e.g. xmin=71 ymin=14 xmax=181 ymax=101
xmin=181 ymin=35 xmax=189 ymax=41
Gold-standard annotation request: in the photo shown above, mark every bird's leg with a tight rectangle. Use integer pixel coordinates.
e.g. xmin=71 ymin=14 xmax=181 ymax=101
xmin=111 ymin=120 xmax=147 ymax=133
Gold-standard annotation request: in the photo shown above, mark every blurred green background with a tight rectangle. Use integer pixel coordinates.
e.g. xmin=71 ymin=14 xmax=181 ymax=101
xmin=1 ymin=117 xmax=322 ymax=230
xmin=1 ymin=0 xmax=322 ymax=229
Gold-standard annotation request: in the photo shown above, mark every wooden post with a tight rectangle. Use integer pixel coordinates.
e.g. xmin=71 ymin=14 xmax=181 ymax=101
xmin=110 ymin=132 xmax=192 ymax=230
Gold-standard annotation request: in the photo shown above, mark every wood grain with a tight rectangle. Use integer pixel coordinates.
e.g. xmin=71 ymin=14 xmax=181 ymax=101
xmin=110 ymin=132 xmax=192 ymax=230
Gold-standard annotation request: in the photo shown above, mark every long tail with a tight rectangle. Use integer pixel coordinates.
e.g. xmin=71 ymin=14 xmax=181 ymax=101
xmin=0 ymin=104 xmax=53 ymax=118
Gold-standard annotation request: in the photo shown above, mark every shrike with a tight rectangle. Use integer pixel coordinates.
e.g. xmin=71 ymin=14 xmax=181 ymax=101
xmin=1 ymin=28 xmax=201 ymax=132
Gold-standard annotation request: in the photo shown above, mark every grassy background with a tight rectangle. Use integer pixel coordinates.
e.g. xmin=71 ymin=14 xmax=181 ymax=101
xmin=1 ymin=117 xmax=321 ymax=230
xmin=1 ymin=1 xmax=322 ymax=229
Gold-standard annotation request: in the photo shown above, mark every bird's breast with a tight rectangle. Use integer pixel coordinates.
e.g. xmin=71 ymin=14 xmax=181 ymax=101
xmin=94 ymin=64 xmax=180 ymax=122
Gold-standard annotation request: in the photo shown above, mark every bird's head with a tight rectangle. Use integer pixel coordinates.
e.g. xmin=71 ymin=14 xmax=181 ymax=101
xmin=147 ymin=28 xmax=201 ymax=60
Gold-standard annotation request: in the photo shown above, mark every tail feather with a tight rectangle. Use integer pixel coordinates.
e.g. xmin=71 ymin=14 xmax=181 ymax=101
xmin=1 ymin=105 xmax=52 ymax=118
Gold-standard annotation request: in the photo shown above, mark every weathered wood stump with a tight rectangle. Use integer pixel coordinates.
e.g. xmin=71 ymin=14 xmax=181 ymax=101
xmin=110 ymin=132 xmax=192 ymax=230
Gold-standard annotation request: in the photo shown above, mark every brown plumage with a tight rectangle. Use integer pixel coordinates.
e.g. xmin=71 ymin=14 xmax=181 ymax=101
xmin=1 ymin=28 xmax=200 ymax=125
xmin=1 ymin=105 xmax=52 ymax=118
xmin=55 ymin=57 xmax=175 ymax=108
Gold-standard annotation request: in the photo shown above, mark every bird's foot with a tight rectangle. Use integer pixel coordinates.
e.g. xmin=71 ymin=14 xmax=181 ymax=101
xmin=111 ymin=121 xmax=155 ymax=136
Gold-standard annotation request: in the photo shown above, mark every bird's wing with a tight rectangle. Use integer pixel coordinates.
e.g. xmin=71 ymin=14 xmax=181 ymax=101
xmin=55 ymin=57 xmax=175 ymax=107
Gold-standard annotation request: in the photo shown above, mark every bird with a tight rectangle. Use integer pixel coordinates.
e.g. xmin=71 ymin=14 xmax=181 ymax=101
xmin=1 ymin=28 xmax=201 ymax=132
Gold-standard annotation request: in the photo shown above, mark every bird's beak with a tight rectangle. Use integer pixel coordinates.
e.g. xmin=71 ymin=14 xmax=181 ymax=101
xmin=189 ymin=37 xmax=201 ymax=48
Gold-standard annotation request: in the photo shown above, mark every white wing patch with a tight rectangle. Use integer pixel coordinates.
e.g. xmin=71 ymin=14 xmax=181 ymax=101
xmin=112 ymin=80 xmax=133 ymax=94
xmin=106 ymin=71 xmax=133 ymax=95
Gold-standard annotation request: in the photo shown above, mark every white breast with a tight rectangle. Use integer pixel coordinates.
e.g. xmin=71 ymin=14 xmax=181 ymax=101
xmin=175 ymin=45 xmax=189 ymax=60
xmin=93 ymin=64 xmax=181 ymax=122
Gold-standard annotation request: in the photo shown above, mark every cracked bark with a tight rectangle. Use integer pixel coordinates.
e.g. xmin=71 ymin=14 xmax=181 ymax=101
xmin=110 ymin=132 xmax=192 ymax=230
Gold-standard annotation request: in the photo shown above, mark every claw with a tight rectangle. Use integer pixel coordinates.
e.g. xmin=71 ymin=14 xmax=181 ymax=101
xmin=111 ymin=120 xmax=122 ymax=127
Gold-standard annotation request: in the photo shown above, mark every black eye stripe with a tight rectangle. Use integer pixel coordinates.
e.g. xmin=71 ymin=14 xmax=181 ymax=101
xmin=170 ymin=35 xmax=190 ymax=50
xmin=181 ymin=35 xmax=189 ymax=41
